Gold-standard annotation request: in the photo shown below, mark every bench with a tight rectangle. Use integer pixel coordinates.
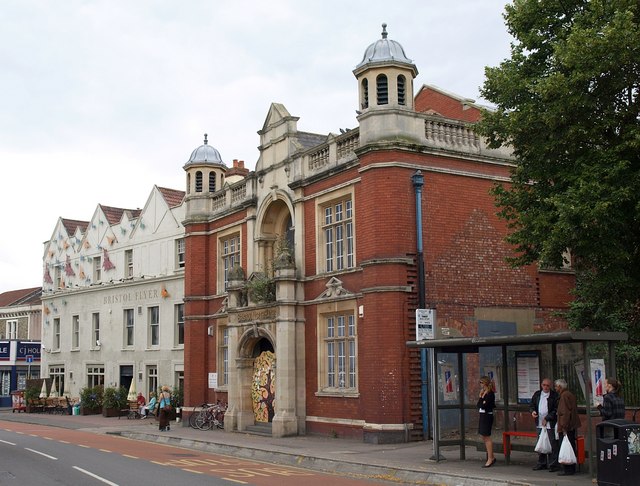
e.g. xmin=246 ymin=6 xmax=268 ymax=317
xmin=503 ymin=430 xmax=584 ymax=467
xmin=118 ymin=401 xmax=141 ymax=419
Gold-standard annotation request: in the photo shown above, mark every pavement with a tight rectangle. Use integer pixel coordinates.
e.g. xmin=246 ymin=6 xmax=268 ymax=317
xmin=0 ymin=409 xmax=597 ymax=486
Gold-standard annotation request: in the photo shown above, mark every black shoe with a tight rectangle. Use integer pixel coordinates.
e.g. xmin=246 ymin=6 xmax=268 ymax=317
xmin=482 ymin=458 xmax=497 ymax=468
xmin=549 ymin=466 xmax=560 ymax=472
xmin=532 ymin=464 xmax=547 ymax=470
xmin=557 ymin=471 xmax=574 ymax=476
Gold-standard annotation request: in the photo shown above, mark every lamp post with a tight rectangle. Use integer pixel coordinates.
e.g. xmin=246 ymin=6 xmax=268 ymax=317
xmin=411 ymin=171 xmax=429 ymax=440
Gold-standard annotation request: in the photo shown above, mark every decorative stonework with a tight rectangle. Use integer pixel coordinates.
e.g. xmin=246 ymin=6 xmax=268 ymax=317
xmin=315 ymin=277 xmax=353 ymax=300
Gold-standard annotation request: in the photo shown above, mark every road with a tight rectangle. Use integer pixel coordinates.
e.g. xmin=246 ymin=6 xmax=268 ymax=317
xmin=0 ymin=421 xmax=391 ymax=485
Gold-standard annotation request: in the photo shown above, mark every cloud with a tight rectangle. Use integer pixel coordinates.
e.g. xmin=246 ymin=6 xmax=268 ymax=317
xmin=0 ymin=0 xmax=513 ymax=292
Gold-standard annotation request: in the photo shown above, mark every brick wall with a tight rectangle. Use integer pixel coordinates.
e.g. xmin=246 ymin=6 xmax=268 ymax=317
xmin=415 ymin=85 xmax=482 ymax=122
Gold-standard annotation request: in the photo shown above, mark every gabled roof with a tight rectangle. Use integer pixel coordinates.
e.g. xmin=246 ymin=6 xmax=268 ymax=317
xmin=158 ymin=187 xmax=185 ymax=208
xmin=61 ymin=219 xmax=89 ymax=236
xmin=99 ymin=205 xmax=131 ymax=225
xmin=0 ymin=287 xmax=42 ymax=307
xmin=261 ymin=103 xmax=299 ymax=132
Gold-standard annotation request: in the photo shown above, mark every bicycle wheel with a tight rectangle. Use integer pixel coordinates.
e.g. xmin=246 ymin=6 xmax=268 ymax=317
xmin=189 ymin=410 xmax=199 ymax=429
xmin=214 ymin=410 xmax=225 ymax=429
xmin=196 ymin=411 xmax=214 ymax=430
xmin=189 ymin=404 xmax=208 ymax=429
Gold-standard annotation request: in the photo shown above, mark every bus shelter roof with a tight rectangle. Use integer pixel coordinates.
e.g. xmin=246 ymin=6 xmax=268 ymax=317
xmin=406 ymin=331 xmax=628 ymax=351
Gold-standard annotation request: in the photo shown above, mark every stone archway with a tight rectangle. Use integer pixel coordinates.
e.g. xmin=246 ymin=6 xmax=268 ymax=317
xmin=233 ymin=326 xmax=277 ymax=428
xmin=256 ymin=197 xmax=294 ymax=273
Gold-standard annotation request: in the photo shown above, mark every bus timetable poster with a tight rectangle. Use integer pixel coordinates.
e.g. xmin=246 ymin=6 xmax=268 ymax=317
xmin=516 ymin=351 xmax=541 ymax=404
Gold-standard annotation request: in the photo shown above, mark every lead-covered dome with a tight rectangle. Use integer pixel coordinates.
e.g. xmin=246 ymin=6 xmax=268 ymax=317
xmin=354 ymin=23 xmax=417 ymax=76
xmin=185 ymin=134 xmax=225 ymax=167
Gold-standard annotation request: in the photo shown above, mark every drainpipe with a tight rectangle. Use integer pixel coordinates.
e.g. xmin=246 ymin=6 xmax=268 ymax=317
xmin=412 ymin=170 xmax=429 ymax=440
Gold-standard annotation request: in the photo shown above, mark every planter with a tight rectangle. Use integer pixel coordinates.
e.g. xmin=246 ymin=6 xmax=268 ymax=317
xmin=80 ymin=406 xmax=101 ymax=415
xmin=102 ymin=407 xmax=120 ymax=418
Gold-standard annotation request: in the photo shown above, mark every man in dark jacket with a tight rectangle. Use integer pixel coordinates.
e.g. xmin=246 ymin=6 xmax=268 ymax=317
xmin=530 ymin=378 xmax=560 ymax=471
xmin=555 ymin=378 xmax=581 ymax=476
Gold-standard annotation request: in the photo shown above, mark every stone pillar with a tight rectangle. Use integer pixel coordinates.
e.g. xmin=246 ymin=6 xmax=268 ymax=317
xmin=272 ymin=265 xmax=300 ymax=437
xmin=235 ymin=356 xmax=256 ymax=431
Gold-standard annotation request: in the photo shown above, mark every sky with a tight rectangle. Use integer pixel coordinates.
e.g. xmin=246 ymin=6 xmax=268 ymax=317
xmin=0 ymin=0 xmax=514 ymax=294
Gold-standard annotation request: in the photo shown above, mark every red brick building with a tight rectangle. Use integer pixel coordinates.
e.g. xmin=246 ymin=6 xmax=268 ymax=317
xmin=182 ymin=25 xmax=574 ymax=443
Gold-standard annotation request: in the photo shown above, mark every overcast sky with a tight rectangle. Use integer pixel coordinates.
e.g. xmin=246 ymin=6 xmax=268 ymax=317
xmin=0 ymin=0 xmax=513 ymax=294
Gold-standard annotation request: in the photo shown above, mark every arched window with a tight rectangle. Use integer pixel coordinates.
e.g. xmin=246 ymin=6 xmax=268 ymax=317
xmin=209 ymin=172 xmax=216 ymax=193
xmin=186 ymin=173 xmax=191 ymax=194
xmin=361 ymin=78 xmax=369 ymax=109
xmin=397 ymin=75 xmax=406 ymax=105
xmin=376 ymin=74 xmax=388 ymax=105
xmin=195 ymin=171 xmax=203 ymax=193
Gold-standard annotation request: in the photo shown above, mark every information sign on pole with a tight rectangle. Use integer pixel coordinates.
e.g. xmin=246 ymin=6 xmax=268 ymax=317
xmin=416 ymin=309 xmax=436 ymax=340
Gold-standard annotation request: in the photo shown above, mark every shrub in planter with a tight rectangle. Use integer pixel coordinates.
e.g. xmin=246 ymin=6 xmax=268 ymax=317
xmin=79 ymin=385 xmax=103 ymax=414
xmin=24 ymin=386 xmax=41 ymax=412
xmin=102 ymin=386 xmax=128 ymax=416
xmin=170 ymin=385 xmax=184 ymax=421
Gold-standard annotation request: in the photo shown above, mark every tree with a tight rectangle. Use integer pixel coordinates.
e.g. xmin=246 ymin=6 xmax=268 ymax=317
xmin=477 ymin=0 xmax=640 ymax=341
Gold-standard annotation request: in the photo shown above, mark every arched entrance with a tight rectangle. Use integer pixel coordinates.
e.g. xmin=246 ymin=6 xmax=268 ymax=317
xmin=250 ymin=338 xmax=275 ymax=423
xmin=237 ymin=328 xmax=277 ymax=426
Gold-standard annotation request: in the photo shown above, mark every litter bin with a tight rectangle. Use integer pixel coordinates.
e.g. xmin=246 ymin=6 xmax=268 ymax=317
xmin=597 ymin=419 xmax=640 ymax=486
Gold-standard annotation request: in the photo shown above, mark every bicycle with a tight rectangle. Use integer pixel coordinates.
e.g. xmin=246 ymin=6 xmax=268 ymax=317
xmin=189 ymin=401 xmax=226 ymax=430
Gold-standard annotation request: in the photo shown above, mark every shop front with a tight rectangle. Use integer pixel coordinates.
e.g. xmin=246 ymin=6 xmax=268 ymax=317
xmin=0 ymin=340 xmax=41 ymax=407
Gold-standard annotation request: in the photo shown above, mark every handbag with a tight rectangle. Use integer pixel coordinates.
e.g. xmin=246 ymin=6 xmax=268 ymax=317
xmin=558 ymin=435 xmax=577 ymax=465
xmin=161 ymin=392 xmax=172 ymax=412
xmin=534 ymin=427 xmax=552 ymax=454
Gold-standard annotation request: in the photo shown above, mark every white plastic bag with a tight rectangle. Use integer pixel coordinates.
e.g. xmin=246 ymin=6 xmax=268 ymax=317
xmin=558 ymin=435 xmax=577 ymax=465
xmin=534 ymin=427 xmax=552 ymax=454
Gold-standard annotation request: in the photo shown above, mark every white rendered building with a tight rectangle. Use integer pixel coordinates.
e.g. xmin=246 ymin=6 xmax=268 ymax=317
xmin=40 ymin=186 xmax=186 ymax=398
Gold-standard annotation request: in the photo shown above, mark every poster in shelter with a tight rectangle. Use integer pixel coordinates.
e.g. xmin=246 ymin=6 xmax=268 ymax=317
xmin=574 ymin=359 xmax=606 ymax=407
xmin=591 ymin=359 xmax=606 ymax=407
xmin=516 ymin=351 xmax=540 ymax=404
xmin=441 ymin=363 xmax=457 ymax=401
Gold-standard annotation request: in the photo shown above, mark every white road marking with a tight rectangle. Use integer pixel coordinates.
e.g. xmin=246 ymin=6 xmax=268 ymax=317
xmin=0 ymin=439 xmax=16 ymax=445
xmin=73 ymin=466 xmax=119 ymax=486
xmin=24 ymin=447 xmax=57 ymax=460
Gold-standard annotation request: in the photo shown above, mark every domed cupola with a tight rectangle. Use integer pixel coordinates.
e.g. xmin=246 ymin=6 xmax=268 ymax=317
xmin=355 ymin=23 xmax=416 ymax=73
xmin=353 ymin=24 xmax=418 ymax=111
xmin=183 ymin=134 xmax=227 ymax=198
xmin=185 ymin=133 xmax=225 ymax=167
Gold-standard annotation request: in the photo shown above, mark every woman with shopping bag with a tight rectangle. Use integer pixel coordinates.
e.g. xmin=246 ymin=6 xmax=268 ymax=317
xmin=555 ymin=379 xmax=581 ymax=476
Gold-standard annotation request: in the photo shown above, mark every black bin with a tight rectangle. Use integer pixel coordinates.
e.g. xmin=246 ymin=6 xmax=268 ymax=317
xmin=597 ymin=419 xmax=640 ymax=486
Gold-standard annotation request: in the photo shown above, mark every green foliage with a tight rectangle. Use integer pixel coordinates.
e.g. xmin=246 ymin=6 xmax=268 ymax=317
xmin=246 ymin=272 xmax=276 ymax=303
xmin=477 ymin=0 xmax=640 ymax=339
xmin=24 ymin=386 xmax=40 ymax=404
xmin=170 ymin=385 xmax=183 ymax=408
xmin=102 ymin=386 xmax=129 ymax=409
xmin=79 ymin=385 xmax=104 ymax=411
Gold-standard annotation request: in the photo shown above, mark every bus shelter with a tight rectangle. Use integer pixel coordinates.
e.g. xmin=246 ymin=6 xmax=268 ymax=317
xmin=406 ymin=331 xmax=628 ymax=476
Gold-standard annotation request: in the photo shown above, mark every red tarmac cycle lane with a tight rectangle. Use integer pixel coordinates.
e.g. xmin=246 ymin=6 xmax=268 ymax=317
xmin=0 ymin=421 xmax=385 ymax=486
